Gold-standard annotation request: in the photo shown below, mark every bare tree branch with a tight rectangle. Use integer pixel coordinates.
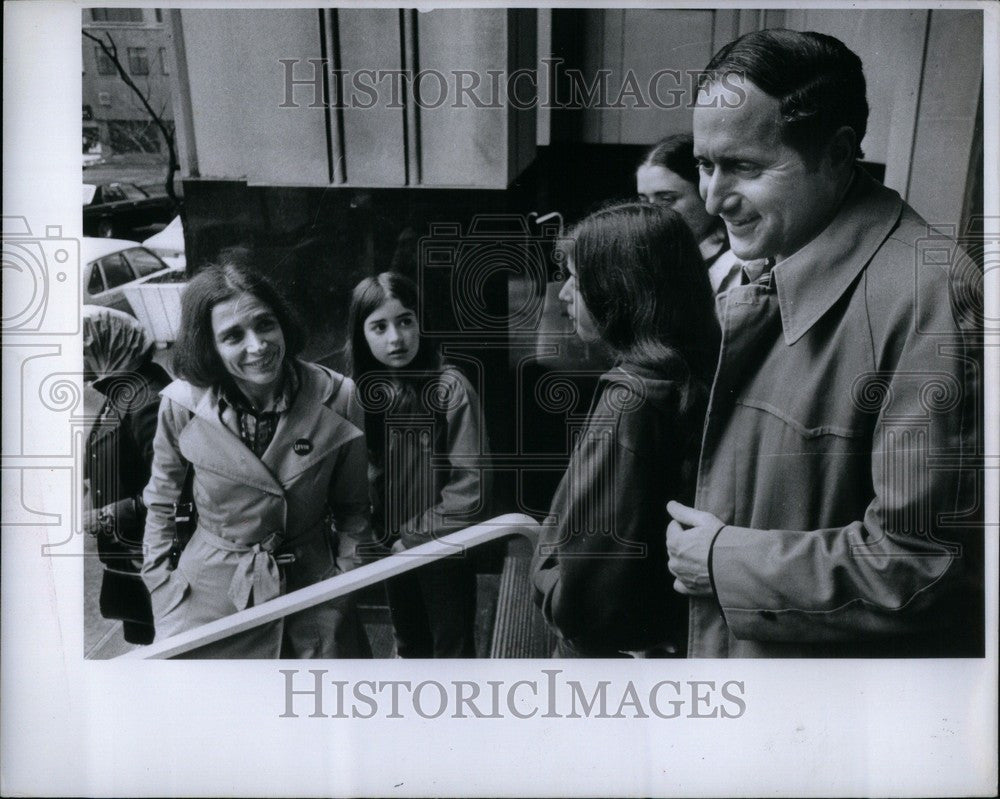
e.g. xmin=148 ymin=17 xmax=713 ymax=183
xmin=83 ymin=29 xmax=181 ymax=216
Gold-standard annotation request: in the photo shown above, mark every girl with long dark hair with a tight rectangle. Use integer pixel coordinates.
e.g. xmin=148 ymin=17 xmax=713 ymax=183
xmin=532 ymin=201 xmax=721 ymax=657
xmin=347 ymin=272 xmax=491 ymax=657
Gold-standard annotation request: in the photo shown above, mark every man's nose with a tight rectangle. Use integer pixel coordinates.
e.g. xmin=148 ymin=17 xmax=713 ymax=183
xmin=701 ymin=171 xmax=736 ymax=216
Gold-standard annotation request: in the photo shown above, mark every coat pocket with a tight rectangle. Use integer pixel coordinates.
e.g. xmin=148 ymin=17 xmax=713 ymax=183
xmin=735 ymin=398 xmax=865 ymax=440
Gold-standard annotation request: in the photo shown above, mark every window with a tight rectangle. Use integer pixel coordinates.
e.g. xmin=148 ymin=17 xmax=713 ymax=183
xmin=101 ymin=185 xmax=127 ymax=204
xmin=99 ymin=253 xmax=135 ymax=290
xmin=95 ymin=46 xmax=115 ymax=76
xmin=118 ymin=183 xmax=149 ymax=201
xmin=159 ymin=47 xmax=169 ymax=75
xmin=154 ymin=9 xmax=163 ymax=23
xmin=91 ymin=9 xmax=143 ymax=23
xmin=125 ymin=248 xmax=167 ymax=278
xmin=87 ymin=264 xmax=106 ymax=296
xmin=127 ymin=47 xmax=149 ymax=76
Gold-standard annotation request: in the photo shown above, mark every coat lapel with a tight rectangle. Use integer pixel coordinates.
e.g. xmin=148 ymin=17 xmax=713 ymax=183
xmin=177 ymin=385 xmax=285 ymax=496
xmin=260 ymin=362 xmax=363 ymax=485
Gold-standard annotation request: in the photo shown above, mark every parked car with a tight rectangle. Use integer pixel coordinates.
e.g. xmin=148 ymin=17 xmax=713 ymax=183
xmin=82 ymin=238 xmax=180 ymax=316
xmin=83 ymin=181 xmax=176 ymax=240
xmin=141 ymin=215 xmax=186 ymax=270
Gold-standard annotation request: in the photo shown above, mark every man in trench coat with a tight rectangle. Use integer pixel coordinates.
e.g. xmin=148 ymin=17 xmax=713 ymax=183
xmin=665 ymin=28 xmax=983 ymax=657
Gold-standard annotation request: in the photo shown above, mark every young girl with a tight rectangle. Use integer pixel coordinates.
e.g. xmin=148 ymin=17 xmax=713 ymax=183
xmin=348 ymin=272 xmax=491 ymax=658
xmin=531 ymin=202 xmax=721 ymax=658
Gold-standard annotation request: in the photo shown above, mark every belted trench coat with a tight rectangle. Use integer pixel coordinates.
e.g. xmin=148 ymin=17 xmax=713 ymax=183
xmin=142 ymin=360 xmax=372 ymax=658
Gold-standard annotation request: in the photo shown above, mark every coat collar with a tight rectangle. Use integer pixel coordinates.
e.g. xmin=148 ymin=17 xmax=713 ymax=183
xmin=772 ymin=168 xmax=904 ymax=345
xmin=167 ymin=361 xmax=362 ymax=496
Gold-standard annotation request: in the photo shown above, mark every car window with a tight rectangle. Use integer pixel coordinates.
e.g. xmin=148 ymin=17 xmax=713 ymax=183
xmin=120 ymin=183 xmax=149 ymax=201
xmin=83 ymin=184 xmax=98 ymax=205
xmin=124 ymin=247 xmax=166 ymax=278
xmin=87 ymin=263 xmax=105 ymax=295
xmin=99 ymin=253 xmax=136 ymax=289
xmin=101 ymin=185 xmax=126 ymax=203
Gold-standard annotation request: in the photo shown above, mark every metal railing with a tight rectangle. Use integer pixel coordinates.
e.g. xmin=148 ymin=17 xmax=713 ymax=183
xmin=120 ymin=513 xmax=541 ymax=659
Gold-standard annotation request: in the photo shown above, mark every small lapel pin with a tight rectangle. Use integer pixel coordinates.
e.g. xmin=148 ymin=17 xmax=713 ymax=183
xmin=293 ymin=438 xmax=313 ymax=455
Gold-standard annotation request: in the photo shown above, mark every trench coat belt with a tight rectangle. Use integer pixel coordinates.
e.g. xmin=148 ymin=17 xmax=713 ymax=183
xmin=194 ymin=520 xmax=329 ymax=609
xmin=194 ymin=527 xmax=310 ymax=611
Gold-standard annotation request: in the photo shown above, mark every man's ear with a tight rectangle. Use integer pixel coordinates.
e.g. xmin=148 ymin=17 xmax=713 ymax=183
xmin=825 ymin=126 xmax=857 ymax=174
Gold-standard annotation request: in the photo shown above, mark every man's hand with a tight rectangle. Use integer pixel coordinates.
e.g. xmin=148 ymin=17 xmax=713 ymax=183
xmin=665 ymin=501 xmax=725 ymax=597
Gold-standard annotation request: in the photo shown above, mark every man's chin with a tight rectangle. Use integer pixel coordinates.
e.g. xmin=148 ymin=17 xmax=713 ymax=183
xmin=729 ymin=237 xmax=766 ymax=262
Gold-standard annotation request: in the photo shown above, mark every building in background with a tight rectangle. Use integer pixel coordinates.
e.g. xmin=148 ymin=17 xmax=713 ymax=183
xmin=82 ymin=7 xmax=175 ymax=158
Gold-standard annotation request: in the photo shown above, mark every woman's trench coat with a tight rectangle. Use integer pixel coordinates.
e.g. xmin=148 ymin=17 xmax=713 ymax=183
xmin=142 ymin=360 xmax=372 ymax=658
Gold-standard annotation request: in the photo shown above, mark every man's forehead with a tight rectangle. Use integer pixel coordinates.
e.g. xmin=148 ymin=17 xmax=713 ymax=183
xmin=693 ymin=81 xmax=782 ymax=154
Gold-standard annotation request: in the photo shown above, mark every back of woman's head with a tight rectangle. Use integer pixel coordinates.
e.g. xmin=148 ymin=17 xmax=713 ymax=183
xmin=562 ymin=202 xmax=720 ymax=380
xmin=346 ymin=271 xmax=439 ymax=379
xmin=83 ymin=304 xmax=155 ymax=382
xmin=172 ymin=259 xmax=304 ymax=387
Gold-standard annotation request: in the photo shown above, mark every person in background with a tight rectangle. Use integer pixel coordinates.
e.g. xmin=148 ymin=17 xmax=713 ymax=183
xmin=666 ymin=28 xmax=982 ymax=657
xmin=84 ymin=305 xmax=172 ymax=645
xmin=531 ymin=202 xmax=720 ymax=657
xmin=348 ymin=272 xmax=492 ymax=658
xmin=142 ymin=260 xmax=372 ymax=657
xmin=637 ymin=133 xmax=742 ymax=295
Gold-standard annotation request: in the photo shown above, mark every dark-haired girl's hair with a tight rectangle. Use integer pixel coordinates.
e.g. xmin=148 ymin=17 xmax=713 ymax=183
xmin=558 ymin=202 xmax=720 ymax=382
xmin=171 ymin=260 xmax=305 ymax=387
xmin=346 ymin=272 xmax=442 ymax=454
xmin=639 ymin=133 xmax=700 ymax=187
xmin=345 ymin=271 xmax=440 ymax=380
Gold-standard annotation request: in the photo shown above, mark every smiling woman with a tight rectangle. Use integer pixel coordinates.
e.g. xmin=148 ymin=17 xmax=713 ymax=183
xmin=210 ymin=294 xmax=287 ymax=409
xmin=140 ymin=260 xmax=374 ymax=658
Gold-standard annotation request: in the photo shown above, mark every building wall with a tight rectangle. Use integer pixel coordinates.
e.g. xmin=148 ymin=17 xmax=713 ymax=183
xmin=174 ymin=8 xmax=537 ymax=188
xmin=82 ymin=7 xmax=175 ymax=152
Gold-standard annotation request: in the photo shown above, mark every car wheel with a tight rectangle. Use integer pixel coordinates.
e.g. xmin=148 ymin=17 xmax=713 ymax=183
xmin=97 ymin=220 xmax=115 ymax=238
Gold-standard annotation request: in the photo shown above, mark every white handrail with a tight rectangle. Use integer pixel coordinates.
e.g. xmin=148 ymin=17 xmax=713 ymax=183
xmin=121 ymin=513 xmax=541 ymax=659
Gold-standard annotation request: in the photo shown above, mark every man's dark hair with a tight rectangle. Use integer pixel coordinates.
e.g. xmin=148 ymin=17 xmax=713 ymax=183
xmin=702 ymin=28 xmax=868 ymax=161
xmin=172 ymin=259 xmax=305 ymax=387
